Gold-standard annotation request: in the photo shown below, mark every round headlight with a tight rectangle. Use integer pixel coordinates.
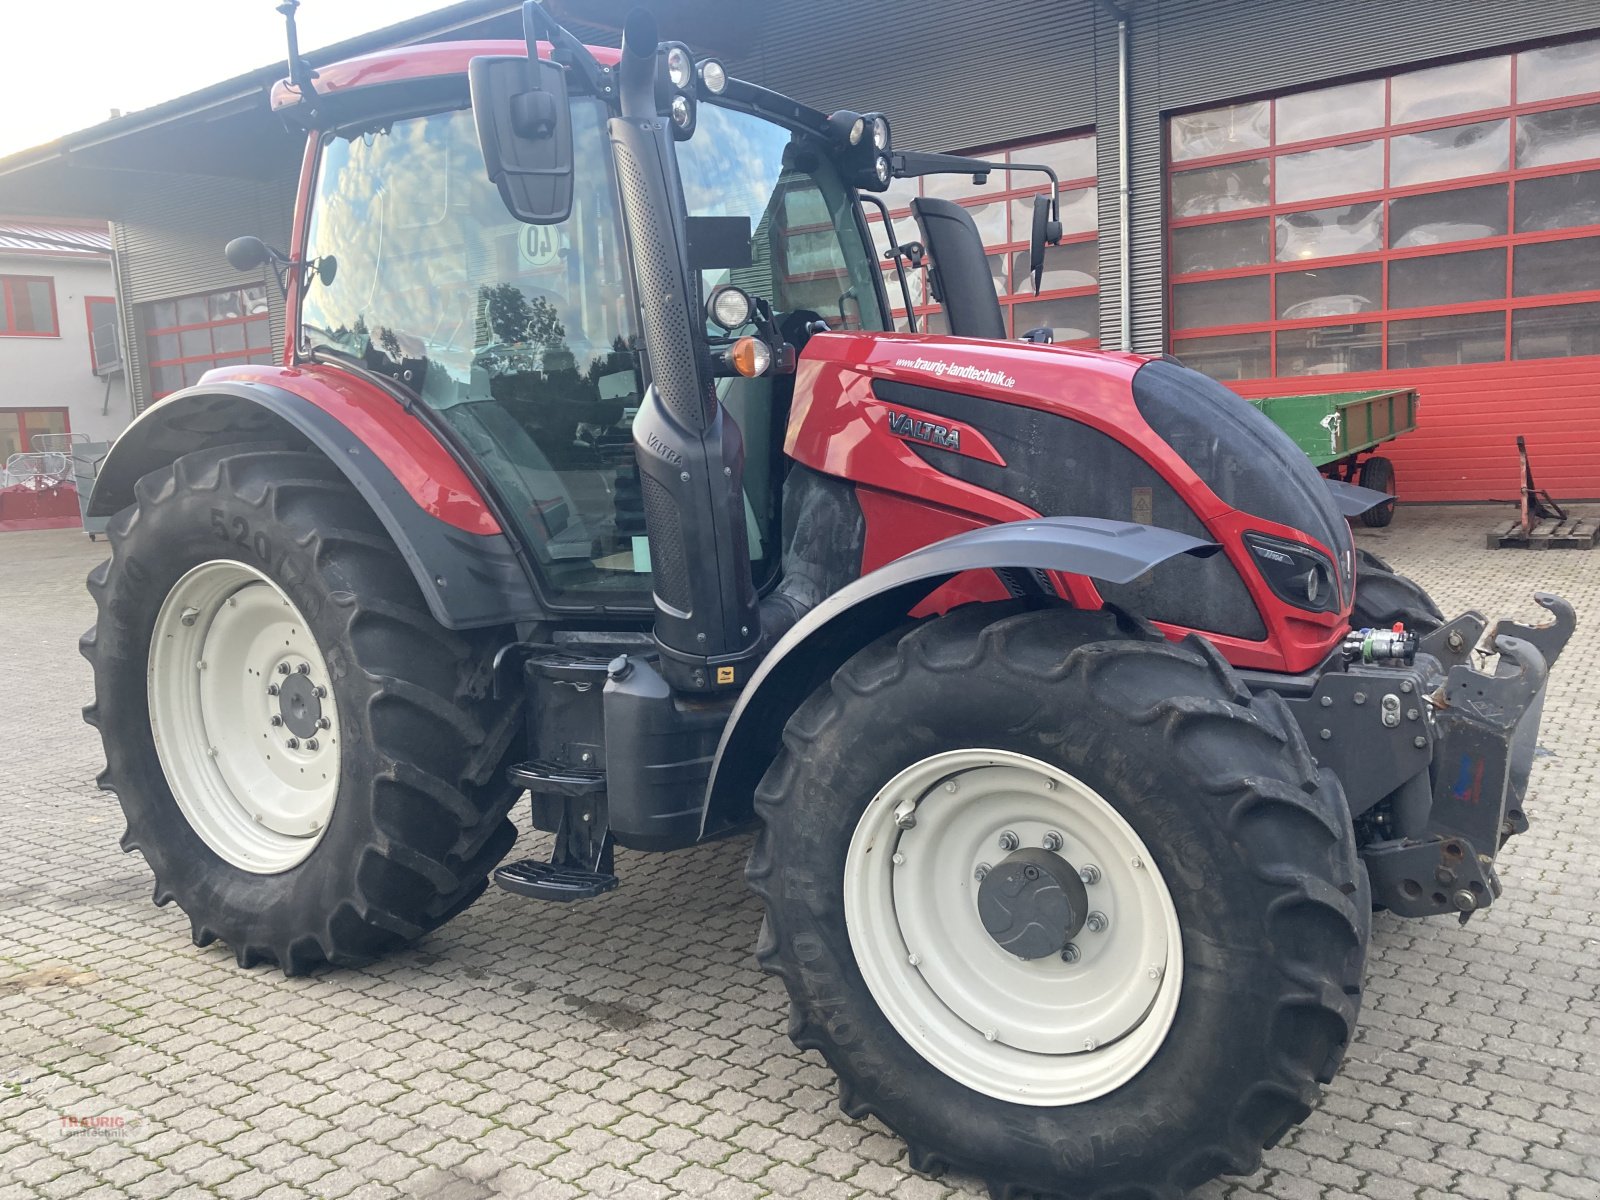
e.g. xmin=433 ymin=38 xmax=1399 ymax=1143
xmin=665 ymin=45 xmax=693 ymax=90
xmin=670 ymin=94 xmax=693 ymax=128
xmin=849 ymin=116 xmax=866 ymax=146
xmin=709 ymin=285 xmax=754 ymax=331
xmin=871 ymin=115 xmax=890 ymax=150
xmin=698 ymin=58 xmax=727 ymax=95
xmin=874 ymin=155 xmax=891 ymax=186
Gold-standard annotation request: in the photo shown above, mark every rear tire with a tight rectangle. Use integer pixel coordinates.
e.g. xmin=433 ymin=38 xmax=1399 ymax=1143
xmin=1356 ymin=456 xmax=1396 ymax=527
xmin=81 ymin=445 xmax=523 ymax=974
xmin=1350 ymin=548 xmax=1444 ymax=634
xmin=749 ymin=604 xmax=1368 ymax=1199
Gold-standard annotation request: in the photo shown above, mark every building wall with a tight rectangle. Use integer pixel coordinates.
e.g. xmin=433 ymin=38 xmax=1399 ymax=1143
xmin=109 ymin=169 xmax=296 ymax=414
xmin=0 ymin=252 xmax=129 ymax=447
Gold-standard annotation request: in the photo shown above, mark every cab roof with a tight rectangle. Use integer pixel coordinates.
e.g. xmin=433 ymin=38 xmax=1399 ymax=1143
xmin=270 ymin=40 xmax=623 ymax=112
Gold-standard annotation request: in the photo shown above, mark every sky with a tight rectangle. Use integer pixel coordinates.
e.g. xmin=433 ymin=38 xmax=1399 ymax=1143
xmin=0 ymin=0 xmax=466 ymax=158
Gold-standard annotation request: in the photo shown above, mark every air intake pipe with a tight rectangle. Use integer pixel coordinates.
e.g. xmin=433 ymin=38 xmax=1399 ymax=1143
xmin=610 ymin=11 xmax=762 ymax=693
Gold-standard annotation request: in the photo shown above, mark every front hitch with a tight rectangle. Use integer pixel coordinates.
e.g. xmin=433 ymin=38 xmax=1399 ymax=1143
xmin=1290 ymin=592 xmax=1573 ymax=922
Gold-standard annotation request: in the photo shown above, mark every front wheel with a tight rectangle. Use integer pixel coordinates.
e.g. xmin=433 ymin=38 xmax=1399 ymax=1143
xmin=749 ymin=604 xmax=1368 ymax=1199
xmin=82 ymin=445 xmax=523 ymax=973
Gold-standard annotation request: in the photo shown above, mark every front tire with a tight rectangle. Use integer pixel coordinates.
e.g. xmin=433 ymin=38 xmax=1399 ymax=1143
xmin=1350 ymin=548 xmax=1443 ymax=634
xmin=82 ymin=445 xmax=522 ymax=973
xmin=749 ymin=604 xmax=1368 ymax=1199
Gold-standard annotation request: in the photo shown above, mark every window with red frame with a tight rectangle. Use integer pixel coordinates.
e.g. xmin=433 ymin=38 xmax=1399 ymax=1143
xmin=85 ymin=296 xmax=118 ymax=373
xmin=865 ymin=133 xmax=1098 ymax=345
xmin=1167 ymin=35 xmax=1600 ymax=382
xmin=1 ymin=274 xmax=59 ymax=337
xmin=143 ymin=285 xmax=273 ymax=399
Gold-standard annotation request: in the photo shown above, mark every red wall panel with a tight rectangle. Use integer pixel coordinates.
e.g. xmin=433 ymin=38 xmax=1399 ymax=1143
xmin=1230 ymin=356 xmax=1600 ymax=502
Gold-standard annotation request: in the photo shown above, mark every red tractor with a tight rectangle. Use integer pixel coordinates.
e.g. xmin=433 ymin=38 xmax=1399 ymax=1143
xmin=82 ymin=5 xmax=1573 ymax=1196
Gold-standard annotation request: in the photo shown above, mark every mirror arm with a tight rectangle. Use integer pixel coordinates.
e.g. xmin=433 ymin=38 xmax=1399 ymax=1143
xmin=522 ymin=0 xmax=611 ymax=97
xmin=1009 ymin=161 xmax=1063 ymax=239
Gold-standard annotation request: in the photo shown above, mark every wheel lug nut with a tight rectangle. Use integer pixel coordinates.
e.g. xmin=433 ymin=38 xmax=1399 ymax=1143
xmin=297 ymin=662 xmax=311 ymax=675
xmin=1061 ymin=943 xmax=1080 ymax=963
xmin=1042 ymin=832 xmax=1063 ymax=852
xmin=974 ymin=863 xmax=990 ymax=881
xmin=305 ymin=738 xmax=319 ymax=751
xmin=1086 ymin=911 xmax=1108 ymax=934
xmin=998 ymin=830 xmax=1018 ymax=851
xmin=277 ymin=663 xmax=291 ymax=675
xmin=317 ymin=717 xmax=330 ymax=730
xmin=266 ymin=684 xmax=279 ymax=696
xmin=269 ymin=715 xmax=283 ymax=727
xmin=314 ymin=686 xmax=327 ymax=699
xmin=1079 ymin=864 xmax=1101 ymax=885
xmin=286 ymin=737 xmax=300 ymax=749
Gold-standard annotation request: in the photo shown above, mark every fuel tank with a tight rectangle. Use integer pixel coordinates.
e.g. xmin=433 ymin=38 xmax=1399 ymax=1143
xmin=784 ymin=331 xmax=1355 ymax=674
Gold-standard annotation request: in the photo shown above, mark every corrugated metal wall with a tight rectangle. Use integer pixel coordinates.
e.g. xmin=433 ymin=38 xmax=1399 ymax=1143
xmin=110 ymin=170 xmax=296 ymax=413
xmin=724 ymin=0 xmax=1102 ymax=153
xmin=1126 ymin=0 xmax=1600 ymax=354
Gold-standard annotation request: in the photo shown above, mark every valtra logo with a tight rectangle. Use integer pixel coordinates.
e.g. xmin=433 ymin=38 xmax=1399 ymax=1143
xmin=886 ymin=410 xmax=962 ymax=452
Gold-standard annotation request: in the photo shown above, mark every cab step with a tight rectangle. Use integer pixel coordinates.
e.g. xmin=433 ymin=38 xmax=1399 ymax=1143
xmin=493 ymin=859 xmax=619 ymax=901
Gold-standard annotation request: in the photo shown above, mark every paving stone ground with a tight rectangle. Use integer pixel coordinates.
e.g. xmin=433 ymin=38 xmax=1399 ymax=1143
xmin=1 ymin=507 xmax=1597 ymax=1200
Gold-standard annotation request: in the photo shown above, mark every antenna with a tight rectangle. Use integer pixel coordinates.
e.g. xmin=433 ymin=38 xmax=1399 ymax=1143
xmin=277 ymin=0 xmax=319 ymax=107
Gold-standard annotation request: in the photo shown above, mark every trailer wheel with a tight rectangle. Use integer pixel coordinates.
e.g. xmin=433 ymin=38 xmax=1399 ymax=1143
xmin=750 ymin=604 xmax=1368 ymax=1199
xmin=81 ymin=445 xmax=522 ymax=974
xmin=1350 ymin=548 xmax=1444 ymax=634
xmin=1356 ymin=455 xmax=1397 ymax=527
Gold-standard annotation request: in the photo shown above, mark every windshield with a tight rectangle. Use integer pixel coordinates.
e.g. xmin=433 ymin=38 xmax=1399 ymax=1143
xmin=301 ymin=100 xmax=650 ymax=607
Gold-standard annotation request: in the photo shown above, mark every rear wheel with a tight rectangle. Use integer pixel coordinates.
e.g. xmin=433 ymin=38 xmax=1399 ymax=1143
xmin=1356 ymin=455 xmax=1396 ymax=527
xmin=1350 ymin=547 xmax=1444 ymax=634
xmin=82 ymin=445 xmax=523 ymax=973
xmin=750 ymin=604 xmax=1368 ymax=1199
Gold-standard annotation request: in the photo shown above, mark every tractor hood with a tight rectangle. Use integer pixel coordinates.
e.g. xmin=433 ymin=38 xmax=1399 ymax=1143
xmin=786 ymin=330 xmax=1357 ymax=673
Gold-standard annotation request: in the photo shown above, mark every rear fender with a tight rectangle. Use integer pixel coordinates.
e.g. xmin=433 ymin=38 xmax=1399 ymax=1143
xmin=700 ymin=516 xmax=1219 ymax=837
xmin=87 ymin=375 xmax=539 ymax=629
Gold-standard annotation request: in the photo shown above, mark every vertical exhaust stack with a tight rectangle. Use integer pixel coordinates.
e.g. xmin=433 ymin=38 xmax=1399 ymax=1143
xmin=610 ymin=10 xmax=762 ymax=693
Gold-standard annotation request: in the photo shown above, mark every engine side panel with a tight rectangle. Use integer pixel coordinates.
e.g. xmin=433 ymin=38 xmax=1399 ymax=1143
xmin=787 ymin=331 xmax=1349 ymax=673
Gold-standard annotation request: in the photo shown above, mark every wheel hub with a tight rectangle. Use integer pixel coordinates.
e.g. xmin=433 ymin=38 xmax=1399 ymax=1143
xmin=276 ymin=670 xmax=323 ymax=739
xmin=976 ymin=847 xmax=1089 ymax=960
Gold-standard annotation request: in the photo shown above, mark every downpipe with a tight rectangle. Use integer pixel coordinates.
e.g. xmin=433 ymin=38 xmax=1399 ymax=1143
xmin=610 ymin=11 xmax=761 ymax=694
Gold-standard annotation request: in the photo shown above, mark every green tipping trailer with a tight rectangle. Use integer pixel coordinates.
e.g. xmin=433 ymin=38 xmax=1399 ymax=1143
xmin=1249 ymin=386 xmax=1418 ymax=527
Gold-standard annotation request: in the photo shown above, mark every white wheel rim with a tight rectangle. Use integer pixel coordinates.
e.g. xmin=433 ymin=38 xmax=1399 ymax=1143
xmin=844 ymin=749 xmax=1183 ymax=1106
xmin=147 ymin=560 xmax=340 ymax=874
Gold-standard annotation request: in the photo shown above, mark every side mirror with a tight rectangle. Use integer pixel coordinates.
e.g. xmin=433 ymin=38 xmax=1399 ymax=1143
xmin=470 ymin=54 xmax=574 ymax=225
xmin=225 ymin=236 xmax=272 ymax=272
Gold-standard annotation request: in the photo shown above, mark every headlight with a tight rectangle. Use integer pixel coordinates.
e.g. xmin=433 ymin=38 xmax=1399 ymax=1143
xmin=849 ymin=117 xmax=866 ymax=145
xmin=665 ymin=45 xmax=693 ymax=90
xmin=1244 ymin=532 xmax=1340 ymax=613
xmin=871 ymin=115 xmax=890 ymax=150
xmin=873 ymin=155 xmax=891 ymax=187
xmin=708 ymin=284 xmax=754 ymax=331
xmin=670 ymin=94 xmax=693 ymax=129
xmin=698 ymin=58 xmax=727 ymax=95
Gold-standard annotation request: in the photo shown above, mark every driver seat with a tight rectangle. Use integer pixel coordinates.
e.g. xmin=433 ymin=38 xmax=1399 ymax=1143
xmin=910 ymin=196 xmax=1006 ymax=340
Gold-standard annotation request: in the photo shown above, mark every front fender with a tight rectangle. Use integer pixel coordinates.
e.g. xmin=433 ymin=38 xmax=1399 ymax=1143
xmin=88 ymin=373 xmax=539 ymax=629
xmin=700 ymin=516 xmax=1218 ymax=837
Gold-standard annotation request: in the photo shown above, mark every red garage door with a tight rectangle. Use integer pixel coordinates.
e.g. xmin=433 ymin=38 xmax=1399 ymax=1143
xmin=1166 ymin=34 xmax=1600 ymax=501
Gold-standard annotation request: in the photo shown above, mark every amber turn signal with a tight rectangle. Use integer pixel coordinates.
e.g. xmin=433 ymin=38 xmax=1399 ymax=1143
xmin=728 ymin=336 xmax=772 ymax=378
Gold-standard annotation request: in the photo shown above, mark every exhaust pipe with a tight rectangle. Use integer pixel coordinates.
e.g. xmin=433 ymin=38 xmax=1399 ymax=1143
xmin=610 ymin=9 xmax=762 ymax=693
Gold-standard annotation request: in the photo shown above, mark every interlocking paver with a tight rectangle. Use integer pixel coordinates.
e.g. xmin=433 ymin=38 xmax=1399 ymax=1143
xmin=2 ymin=510 xmax=1598 ymax=1198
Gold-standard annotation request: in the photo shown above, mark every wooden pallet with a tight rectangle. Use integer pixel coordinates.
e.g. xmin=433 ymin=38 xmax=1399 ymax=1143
xmin=1488 ymin=514 xmax=1599 ymax=549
